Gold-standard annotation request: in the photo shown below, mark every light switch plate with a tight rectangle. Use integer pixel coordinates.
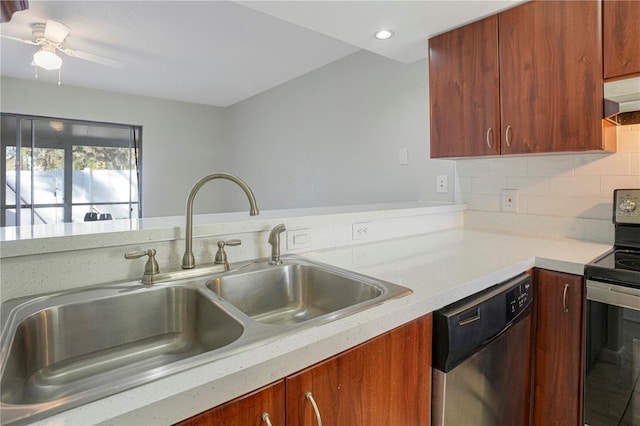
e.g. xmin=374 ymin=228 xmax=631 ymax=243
xmin=399 ymin=148 xmax=409 ymax=165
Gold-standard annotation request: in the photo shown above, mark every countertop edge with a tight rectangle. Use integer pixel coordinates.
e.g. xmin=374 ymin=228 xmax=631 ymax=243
xmin=24 ymin=229 xmax=611 ymax=426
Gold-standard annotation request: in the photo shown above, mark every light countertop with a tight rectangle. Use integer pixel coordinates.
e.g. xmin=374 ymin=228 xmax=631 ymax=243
xmin=0 ymin=201 xmax=462 ymax=258
xmin=26 ymin=228 xmax=611 ymax=426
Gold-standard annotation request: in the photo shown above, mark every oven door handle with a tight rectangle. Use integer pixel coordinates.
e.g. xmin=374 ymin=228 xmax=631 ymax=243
xmin=587 ymin=280 xmax=640 ymax=311
xmin=610 ymin=286 xmax=640 ymax=297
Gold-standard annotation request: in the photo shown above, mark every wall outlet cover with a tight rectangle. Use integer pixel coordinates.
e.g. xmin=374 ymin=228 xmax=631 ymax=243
xmin=436 ymin=174 xmax=448 ymax=193
xmin=352 ymin=222 xmax=370 ymax=240
xmin=286 ymin=228 xmax=312 ymax=250
xmin=502 ymin=189 xmax=519 ymax=213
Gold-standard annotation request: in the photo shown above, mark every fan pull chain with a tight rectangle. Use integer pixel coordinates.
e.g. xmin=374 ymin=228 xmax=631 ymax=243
xmin=34 ymin=65 xmax=38 ymax=79
xmin=58 ymin=68 xmax=61 ymax=86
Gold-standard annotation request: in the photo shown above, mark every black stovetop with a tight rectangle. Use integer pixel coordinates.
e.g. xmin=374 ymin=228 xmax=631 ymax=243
xmin=584 ymin=189 xmax=640 ymax=287
xmin=585 ymin=249 xmax=640 ymax=288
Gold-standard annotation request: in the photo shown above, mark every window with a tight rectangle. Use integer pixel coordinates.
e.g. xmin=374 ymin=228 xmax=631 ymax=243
xmin=1 ymin=114 xmax=142 ymax=226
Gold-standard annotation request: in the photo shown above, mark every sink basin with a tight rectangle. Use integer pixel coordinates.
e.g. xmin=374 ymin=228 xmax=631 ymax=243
xmin=0 ymin=255 xmax=411 ymax=425
xmin=207 ymin=257 xmax=410 ymax=326
xmin=0 ymin=285 xmax=243 ymax=424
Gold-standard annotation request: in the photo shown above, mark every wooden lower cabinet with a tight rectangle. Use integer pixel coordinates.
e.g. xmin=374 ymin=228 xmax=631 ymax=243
xmin=533 ymin=269 xmax=585 ymax=426
xmin=176 ymin=314 xmax=432 ymax=426
xmin=286 ymin=314 xmax=432 ymax=426
xmin=176 ymin=381 xmax=285 ymax=426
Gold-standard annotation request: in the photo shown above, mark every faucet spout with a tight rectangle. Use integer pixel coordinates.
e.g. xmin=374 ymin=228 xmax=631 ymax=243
xmin=268 ymin=223 xmax=286 ymax=265
xmin=182 ymin=173 xmax=259 ymax=269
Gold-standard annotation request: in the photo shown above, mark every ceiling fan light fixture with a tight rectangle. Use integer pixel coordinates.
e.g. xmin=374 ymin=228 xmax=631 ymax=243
xmin=33 ymin=46 xmax=62 ymax=70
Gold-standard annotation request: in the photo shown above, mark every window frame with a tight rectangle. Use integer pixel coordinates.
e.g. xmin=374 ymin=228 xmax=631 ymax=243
xmin=1 ymin=113 xmax=143 ymax=226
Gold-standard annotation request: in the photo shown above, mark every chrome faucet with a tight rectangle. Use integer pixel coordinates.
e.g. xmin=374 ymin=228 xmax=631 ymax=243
xmin=268 ymin=224 xmax=286 ymax=265
xmin=182 ymin=173 xmax=259 ymax=269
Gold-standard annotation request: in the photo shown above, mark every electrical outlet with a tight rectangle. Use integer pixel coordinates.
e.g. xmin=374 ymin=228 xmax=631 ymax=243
xmin=502 ymin=189 xmax=519 ymax=212
xmin=436 ymin=175 xmax=448 ymax=193
xmin=286 ymin=228 xmax=312 ymax=250
xmin=352 ymin=223 xmax=370 ymax=241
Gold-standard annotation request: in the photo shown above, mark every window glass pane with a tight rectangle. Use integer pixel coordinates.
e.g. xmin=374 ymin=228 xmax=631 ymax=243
xmin=72 ymin=203 xmax=134 ymax=222
xmin=71 ymin=161 xmax=136 ymax=203
xmin=31 ymin=150 xmax=64 ymax=205
xmin=7 ymin=208 xmax=34 ymax=225
xmin=19 ymin=121 xmax=32 ymax=205
xmin=5 ymin=146 xmax=16 ymax=206
xmin=33 ymin=207 xmax=64 ymax=224
xmin=31 ymin=121 xmax=65 ymax=207
xmin=4 ymin=209 xmax=16 ymax=226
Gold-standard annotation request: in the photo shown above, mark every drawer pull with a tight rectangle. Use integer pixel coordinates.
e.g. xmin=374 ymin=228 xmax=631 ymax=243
xmin=305 ymin=391 xmax=323 ymax=426
xmin=262 ymin=412 xmax=273 ymax=426
xmin=562 ymin=283 xmax=569 ymax=313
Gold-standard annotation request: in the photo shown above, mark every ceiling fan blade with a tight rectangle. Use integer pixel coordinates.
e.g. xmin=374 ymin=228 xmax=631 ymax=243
xmin=61 ymin=48 xmax=123 ymax=69
xmin=0 ymin=34 xmax=38 ymax=45
xmin=44 ymin=20 xmax=71 ymax=44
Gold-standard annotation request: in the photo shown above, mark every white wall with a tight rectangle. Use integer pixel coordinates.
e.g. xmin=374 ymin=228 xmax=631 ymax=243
xmin=456 ymin=125 xmax=640 ymax=220
xmin=0 ymin=76 xmax=230 ymax=217
xmin=1 ymin=52 xmax=456 ymax=218
xmin=225 ymin=51 xmax=455 ymax=211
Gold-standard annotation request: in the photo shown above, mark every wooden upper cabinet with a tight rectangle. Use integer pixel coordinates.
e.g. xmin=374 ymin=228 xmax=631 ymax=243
xmin=603 ymin=0 xmax=640 ymax=79
xmin=429 ymin=16 xmax=500 ymax=158
xmin=429 ymin=1 xmax=607 ymax=158
xmin=499 ymin=1 xmax=604 ymax=154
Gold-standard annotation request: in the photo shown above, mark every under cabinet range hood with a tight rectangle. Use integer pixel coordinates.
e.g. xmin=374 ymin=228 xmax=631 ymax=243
xmin=604 ymin=77 xmax=640 ymax=125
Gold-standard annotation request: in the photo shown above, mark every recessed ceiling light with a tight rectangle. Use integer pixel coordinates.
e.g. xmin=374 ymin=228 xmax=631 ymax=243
xmin=374 ymin=29 xmax=394 ymax=40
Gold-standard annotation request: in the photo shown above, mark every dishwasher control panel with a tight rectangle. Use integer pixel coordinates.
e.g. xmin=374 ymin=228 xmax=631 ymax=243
xmin=506 ymin=279 xmax=532 ymax=322
xmin=432 ymin=273 xmax=533 ymax=373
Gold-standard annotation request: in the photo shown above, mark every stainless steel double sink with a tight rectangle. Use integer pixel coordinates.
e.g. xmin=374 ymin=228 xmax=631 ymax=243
xmin=0 ymin=255 xmax=411 ymax=425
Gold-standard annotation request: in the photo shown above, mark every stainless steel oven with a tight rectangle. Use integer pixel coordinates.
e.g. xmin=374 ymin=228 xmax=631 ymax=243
xmin=584 ymin=189 xmax=640 ymax=426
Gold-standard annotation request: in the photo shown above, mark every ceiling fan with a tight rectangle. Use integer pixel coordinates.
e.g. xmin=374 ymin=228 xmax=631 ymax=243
xmin=1 ymin=19 xmax=123 ymax=78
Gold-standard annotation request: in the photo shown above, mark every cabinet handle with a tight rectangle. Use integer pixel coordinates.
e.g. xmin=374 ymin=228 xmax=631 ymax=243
xmin=305 ymin=391 xmax=323 ymax=426
xmin=505 ymin=125 xmax=512 ymax=147
xmin=262 ymin=412 xmax=273 ymax=426
xmin=486 ymin=128 xmax=493 ymax=149
xmin=562 ymin=283 xmax=569 ymax=313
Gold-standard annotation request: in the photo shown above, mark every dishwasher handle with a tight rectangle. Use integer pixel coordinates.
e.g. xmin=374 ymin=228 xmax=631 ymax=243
xmin=458 ymin=307 xmax=480 ymax=325
xmin=433 ymin=274 xmax=533 ymax=373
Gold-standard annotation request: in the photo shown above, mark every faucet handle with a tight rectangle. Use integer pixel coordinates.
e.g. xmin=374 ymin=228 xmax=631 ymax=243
xmin=125 ymin=249 xmax=159 ymax=284
xmin=215 ymin=239 xmax=242 ymax=271
xmin=219 ymin=239 xmax=242 ymax=247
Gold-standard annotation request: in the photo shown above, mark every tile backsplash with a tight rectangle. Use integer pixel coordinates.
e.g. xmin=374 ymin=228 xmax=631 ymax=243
xmin=456 ymin=125 xmax=640 ymax=220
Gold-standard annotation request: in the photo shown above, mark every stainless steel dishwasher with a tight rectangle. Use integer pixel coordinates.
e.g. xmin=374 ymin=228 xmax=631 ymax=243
xmin=432 ymin=273 xmax=534 ymax=425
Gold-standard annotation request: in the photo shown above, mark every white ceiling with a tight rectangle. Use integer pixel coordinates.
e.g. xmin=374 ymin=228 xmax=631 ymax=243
xmin=0 ymin=0 xmax=523 ymax=107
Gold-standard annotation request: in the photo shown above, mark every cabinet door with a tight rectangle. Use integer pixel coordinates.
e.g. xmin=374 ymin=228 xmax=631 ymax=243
xmin=499 ymin=1 xmax=603 ymax=154
xmin=176 ymin=380 xmax=285 ymax=426
xmin=533 ymin=269 xmax=584 ymax=426
xmin=603 ymin=0 xmax=640 ymax=79
xmin=285 ymin=314 xmax=432 ymax=426
xmin=429 ymin=16 xmax=500 ymax=158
